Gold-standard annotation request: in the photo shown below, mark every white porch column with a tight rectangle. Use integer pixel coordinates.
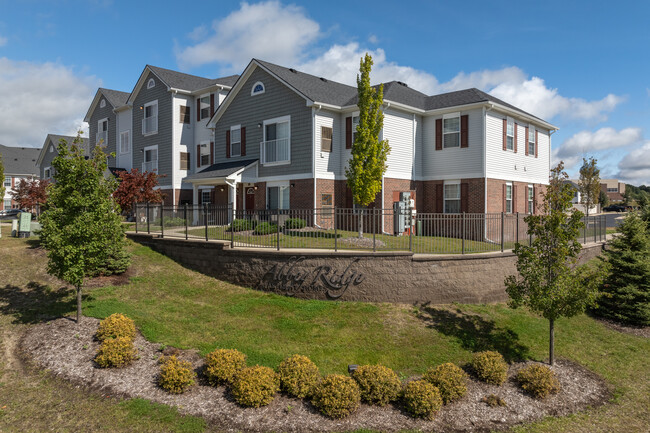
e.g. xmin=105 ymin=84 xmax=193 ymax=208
xmin=192 ymin=184 xmax=199 ymax=225
xmin=228 ymin=181 xmax=237 ymax=223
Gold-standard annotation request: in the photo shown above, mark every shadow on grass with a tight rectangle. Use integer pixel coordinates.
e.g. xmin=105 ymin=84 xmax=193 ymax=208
xmin=0 ymin=282 xmax=86 ymax=324
xmin=416 ymin=303 xmax=530 ymax=362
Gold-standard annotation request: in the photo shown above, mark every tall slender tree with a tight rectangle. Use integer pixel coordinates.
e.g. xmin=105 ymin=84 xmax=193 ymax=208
xmin=0 ymin=153 xmax=5 ymax=209
xmin=345 ymin=54 xmax=391 ymax=238
xmin=578 ymin=157 xmax=600 ymax=217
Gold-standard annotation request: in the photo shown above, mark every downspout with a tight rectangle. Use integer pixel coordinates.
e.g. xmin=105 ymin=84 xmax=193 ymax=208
xmin=382 ymin=102 xmax=391 ymax=233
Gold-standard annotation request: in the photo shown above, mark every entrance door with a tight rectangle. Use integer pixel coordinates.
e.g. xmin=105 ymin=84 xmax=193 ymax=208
xmin=246 ymin=187 xmax=256 ymax=211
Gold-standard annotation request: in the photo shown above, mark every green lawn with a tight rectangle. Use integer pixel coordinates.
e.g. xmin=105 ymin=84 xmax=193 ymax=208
xmin=0 ymin=235 xmax=648 ymax=432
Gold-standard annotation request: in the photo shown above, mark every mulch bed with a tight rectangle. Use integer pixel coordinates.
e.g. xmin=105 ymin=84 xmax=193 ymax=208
xmin=595 ymin=317 xmax=650 ymax=338
xmin=20 ymin=317 xmax=611 ymax=433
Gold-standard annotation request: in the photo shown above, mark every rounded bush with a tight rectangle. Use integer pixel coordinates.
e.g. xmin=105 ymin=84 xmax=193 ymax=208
xmin=277 ymin=354 xmax=320 ymax=398
xmin=231 ymin=365 xmax=279 ymax=408
xmin=253 ymin=222 xmax=278 ymax=235
xmin=402 ymin=380 xmax=443 ymax=420
xmin=230 ymin=218 xmax=256 ymax=232
xmin=158 ymin=355 xmax=196 ymax=394
xmin=352 ymin=364 xmax=402 ymax=406
xmin=423 ymin=363 xmax=468 ymax=404
xmin=516 ymin=364 xmax=560 ymax=399
xmin=311 ymin=374 xmax=361 ymax=419
xmin=204 ymin=348 xmax=247 ymax=385
xmin=96 ymin=313 xmax=136 ymax=342
xmin=471 ymin=351 xmax=508 ymax=385
xmin=95 ymin=336 xmax=137 ymax=368
xmin=285 ymin=218 xmax=307 ymax=229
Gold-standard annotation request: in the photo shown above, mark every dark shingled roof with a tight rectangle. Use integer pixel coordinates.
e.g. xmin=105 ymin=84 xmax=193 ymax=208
xmin=184 ymin=159 xmax=258 ymax=181
xmin=0 ymin=144 xmax=41 ymax=176
xmin=46 ymin=134 xmax=89 ymax=148
xmin=99 ymin=88 xmax=130 ymax=109
xmin=148 ymin=65 xmax=239 ymax=91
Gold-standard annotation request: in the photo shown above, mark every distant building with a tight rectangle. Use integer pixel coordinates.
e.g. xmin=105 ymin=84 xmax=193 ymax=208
xmin=0 ymin=144 xmax=41 ymax=210
xmin=565 ymin=179 xmax=599 ymax=214
xmin=600 ymin=179 xmax=625 ymax=203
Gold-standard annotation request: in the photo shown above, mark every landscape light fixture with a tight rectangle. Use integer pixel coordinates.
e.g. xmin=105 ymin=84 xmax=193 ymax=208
xmin=348 ymin=364 xmax=358 ymax=375
xmin=290 ymin=183 xmax=295 ymax=188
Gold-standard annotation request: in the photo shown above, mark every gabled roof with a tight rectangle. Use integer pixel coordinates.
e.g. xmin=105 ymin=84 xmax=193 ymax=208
xmin=36 ymin=134 xmax=89 ymax=168
xmin=0 ymin=144 xmax=41 ymax=176
xmin=84 ymin=88 xmax=131 ymax=122
xmin=184 ymin=159 xmax=258 ymax=182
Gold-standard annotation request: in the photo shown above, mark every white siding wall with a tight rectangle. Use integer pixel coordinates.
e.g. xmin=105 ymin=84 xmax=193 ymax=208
xmin=485 ymin=111 xmax=550 ymax=185
xmin=314 ymin=110 xmax=341 ymax=179
xmin=116 ymin=108 xmax=132 ymax=171
xmin=383 ymin=108 xmax=416 ymax=180
xmin=173 ymin=94 xmax=194 ymax=189
xmin=421 ymin=108 xmax=484 ymax=180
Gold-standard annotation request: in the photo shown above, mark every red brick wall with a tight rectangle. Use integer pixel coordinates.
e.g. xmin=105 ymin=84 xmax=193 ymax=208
xmin=487 ymin=179 xmax=546 ymax=215
xmin=290 ymin=178 xmax=314 ymax=210
xmin=254 ymin=182 xmax=266 ymax=209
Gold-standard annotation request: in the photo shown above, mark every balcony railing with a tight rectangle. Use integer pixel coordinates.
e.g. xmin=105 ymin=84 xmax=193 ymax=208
xmin=142 ymin=160 xmax=158 ymax=173
xmin=96 ymin=131 xmax=107 ymax=145
xmin=142 ymin=116 xmax=158 ymax=135
xmin=260 ymin=138 xmax=290 ymax=164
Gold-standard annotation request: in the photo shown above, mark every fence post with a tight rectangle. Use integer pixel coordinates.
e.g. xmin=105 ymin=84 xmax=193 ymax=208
xmin=204 ymin=204 xmax=208 ymax=242
xmin=184 ymin=204 xmax=188 ymax=240
xmin=160 ymin=204 xmax=164 ymax=238
xmin=461 ymin=212 xmax=465 ymax=255
xmin=334 ymin=207 xmax=338 ymax=252
xmin=231 ymin=204 xmax=235 ymax=248
xmin=134 ymin=204 xmax=138 ymax=233
xmin=500 ymin=212 xmax=505 ymax=252
xmin=373 ymin=209 xmax=377 ymax=253
xmin=584 ymin=217 xmax=587 ymax=244
xmin=594 ymin=216 xmax=597 ymax=243
xmin=516 ymin=212 xmax=519 ymax=245
xmin=146 ymin=202 xmax=150 ymax=234
xmin=276 ymin=209 xmax=280 ymax=251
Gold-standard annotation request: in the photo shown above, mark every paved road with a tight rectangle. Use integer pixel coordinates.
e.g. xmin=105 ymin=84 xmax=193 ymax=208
xmin=600 ymin=212 xmax=627 ymax=228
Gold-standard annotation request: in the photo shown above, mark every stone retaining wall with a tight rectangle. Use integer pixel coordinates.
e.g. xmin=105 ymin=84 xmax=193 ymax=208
xmin=127 ymin=233 xmax=605 ymax=304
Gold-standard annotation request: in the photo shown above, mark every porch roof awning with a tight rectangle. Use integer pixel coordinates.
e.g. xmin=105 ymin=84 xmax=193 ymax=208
xmin=184 ymin=159 xmax=258 ymax=183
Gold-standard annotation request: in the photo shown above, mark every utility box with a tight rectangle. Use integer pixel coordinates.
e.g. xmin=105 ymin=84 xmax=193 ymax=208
xmin=11 ymin=219 xmax=18 ymax=237
xmin=394 ymin=191 xmax=415 ymax=235
xmin=18 ymin=212 xmax=31 ymax=238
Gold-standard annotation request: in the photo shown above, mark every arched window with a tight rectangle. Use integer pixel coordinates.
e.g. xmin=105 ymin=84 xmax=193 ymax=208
xmin=147 ymin=78 xmax=155 ymax=89
xmin=251 ymin=81 xmax=265 ymax=96
xmin=100 ymin=99 xmax=106 ymax=108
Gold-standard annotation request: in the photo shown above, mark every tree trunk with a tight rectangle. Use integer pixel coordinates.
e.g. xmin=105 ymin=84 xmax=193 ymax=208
xmin=358 ymin=210 xmax=364 ymax=239
xmin=549 ymin=318 xmax=555 ymax=366
xmin=76 ymin=285 xmax=82 ymax=323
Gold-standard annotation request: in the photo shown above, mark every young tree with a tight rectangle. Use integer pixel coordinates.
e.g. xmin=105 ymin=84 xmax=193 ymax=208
xmin=598 ymin=189 xmax=609 ymax=208
xmin=0 ymin=153 xmax=5 ymax=208
xmin=505 ymin=162 xmax=601 ymax=365
xmin=578 ymin=157 xmax=600 ymax=217
xmin=10 ymin=178 xmax=49 ymax=216
xmin=112 ymin=168 xmax=163 ymax=216
xmin=345 ymin=54 xmax=391 ymax=238
xmin=39 ymin=134 xmax=130 ymax=323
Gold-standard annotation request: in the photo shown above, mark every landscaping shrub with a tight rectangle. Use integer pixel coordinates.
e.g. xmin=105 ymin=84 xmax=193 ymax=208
xmin=402 ymin=379 xmax=443 ymax=420
xmin=277 ymin=354 xmax=320 ymax=398
xmin=229 ymin=218 xmax=256 ymax=232
xmin=311 ymin=374 xmax=361 ymax=419
xmin=231 ymin=365 xmax=279 ymax=408
xmin=95 ymin=313 xmax=136 ymax=342
xmin=158 ymin=355 xmax=196 ymax=394
xmin=423 ymin=363 xmax=468 ymax=404
xmin=95 ymin=336 xmax=137 ymax=368
xmin=352 ymin=364 xmax=401 ymax=406
xmin=471 ymin=351 xmax=508 ymax=385
xmin=516 ymin=364 xmax=561 ymax=398
xmin=285 ymin=218 xmax=307 ymax=229
xmin=154 ymin=217 xmax=186 ymax=227
xmin=204 ymin=348 xmax=247 ymax=385
xmin=253 ymin=222 xmax=278 ymax=235
xmin=481 ymin=394 xmax=507 ymax=407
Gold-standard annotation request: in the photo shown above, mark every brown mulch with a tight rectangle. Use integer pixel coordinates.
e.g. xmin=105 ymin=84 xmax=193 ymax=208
xmin=20 ymin=317 xmax=611 ymax=433
xmin=595 ymin=317 xmax=650 ymax=338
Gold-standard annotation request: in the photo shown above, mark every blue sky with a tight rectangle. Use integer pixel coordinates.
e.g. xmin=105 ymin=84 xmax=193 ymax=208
xmin=1 ymin=0 xmax=649 ymax=184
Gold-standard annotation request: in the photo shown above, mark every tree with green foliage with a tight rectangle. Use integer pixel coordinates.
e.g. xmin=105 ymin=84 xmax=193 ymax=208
xmin=345 ymin=54 xmax=391 ymax=238
xmin=0 ymin=153 xmax=4 ymax=238
xmin=596 ymin=212 xmax=650 ymax=325
xmin=578 ymin=157 xmax=600 ymax=217
xmin=598 ymin=189 xmax=609 ymax=208
xmin=505 ymin=162 xmax=602 ymax=365
xmin=39 ymin=134 xmax=130 ymax=323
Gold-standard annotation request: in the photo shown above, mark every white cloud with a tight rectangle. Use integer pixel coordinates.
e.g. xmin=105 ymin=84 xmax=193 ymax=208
xmin=0 ymin=35 xmax=7 ymax=47
xmin=368 ymin=34 xmax=378 ymax=44
xmin=175 ymin=1 xmax=320 ymax=73
xmin=552 ymin=127 xmax=643 ymax=168
xmin=0 ymin=58 xmax=98 ymax=147
xmin=617 ymin=141 xmax=650 ymax=185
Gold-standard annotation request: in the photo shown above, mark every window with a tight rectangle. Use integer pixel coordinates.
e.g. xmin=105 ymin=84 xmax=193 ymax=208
xmin=528 ymin=185 xmax=534 ymax=214
xmin=199 ymin=143 xmax=210 ymax=167
xmin=607 ymin=187 xmax=618 ymax=192
xmin=3 ymin=177 xmax=10 ymax=188
xmin=201 ymin=190 xmax=211 ymax=204
xmin=251 ymin=81 xmax=265 ymax=96
xmin=97 ymin=119 xmax=108 ymax=145
xmin=199 ymin=96 xmax=210 ymax=120
xmin=119 ymin=131 xmax=130 ymax=154
xmin=100 ymin=99 xmax=106 ymax=108
xmin=267 ymin=185 xmax=290 ymax=210
xmin=505 ymin=183 xmax=513 ymax=213
xmin=230 ymin=126 xmax=241 ymax=157
xmin=351 ymin=115 xmax=359 ymax=143
xmin=143 ymin=146 xmax=158 ymax=173
xmin=49 ymin=145 xmax=53 ymax=153
xmin=443 ymin=113 xmax=460 ymax=148
xmin=262 ymin=116 xmax=290 ymax=164
xmin=180 ymin=152 xmax=189 ymax=170
xmin=321 ymin=126 xmax=332 ymax=152
xmin=321 ymin=193 xmax=333 ymax=218
xmin=528 ymin=126 xmax=535 ymax=155
xmin=44 ymin=167 xmax=51 ymax=179
xmin=147 ymin=78 xmax=155 ymax=89
xmin=3 ymin=199 xmax=11 ymax=210
xmin=506 ymin=117 xmax=514 ymax=151
xmin=444 ymin=182 xmax=461 ymax=214
xmin=180 ymin=105 xmax=190 ymax=124
xmin=142 ymin=101 xmax=158 ymax=135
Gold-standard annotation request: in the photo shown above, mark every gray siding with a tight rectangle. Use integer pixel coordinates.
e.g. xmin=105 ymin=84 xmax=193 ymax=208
xmin=214 ymin=67 xmax=312 ymax=178
xmin=88 ymin=95 xmax=118 ymax=167
xmin=40 ymin=139 xmax=58 ymax=180
xmin=132 ymin=71 xmax=173 ymax=187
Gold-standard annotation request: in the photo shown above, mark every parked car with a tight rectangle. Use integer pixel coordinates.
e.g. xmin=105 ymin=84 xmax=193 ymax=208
xmin=0 ymin=209 xmax=22 ymax=219
xmin=603 ymin=205 xmax=626 ymax=212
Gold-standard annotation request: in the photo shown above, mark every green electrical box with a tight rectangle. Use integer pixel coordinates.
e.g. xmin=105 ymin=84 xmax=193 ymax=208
xmin=18 ymin=212 xmax=32 ymax=238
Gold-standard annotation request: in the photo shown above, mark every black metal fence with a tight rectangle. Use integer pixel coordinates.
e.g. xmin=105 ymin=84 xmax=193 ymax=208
xmin=133 ymin=203 xmax=607 ymax=254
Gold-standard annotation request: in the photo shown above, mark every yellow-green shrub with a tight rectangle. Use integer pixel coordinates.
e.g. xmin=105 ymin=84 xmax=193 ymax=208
xmin=423 ymin=363 xmax=468 ymax=404
xmin=471 ymin=351 xmax=508 ymax=385
xmin=516 ymin=364 xmax=560 ymax=398
xmin=95 ymin=336 xmax=136 ymax=368
xmin=158 ymin=355 xmax=196 ymax=394
xmin=352 ymin=364 xmax=402 ymax=406
xmin=277 ymin=354 xmax=320 ymax=398
xmin=204 ymin=348 xmax=247 ymax=385
xmin=95 ymin=313 xmax=136 ymax=342
xmin=402 ymin=380 xmax=443 ymax=420
xmin=311 ymin=374 xmax=361 ymax=419
xmin=231 ymin=365 xmax=279 ymax=407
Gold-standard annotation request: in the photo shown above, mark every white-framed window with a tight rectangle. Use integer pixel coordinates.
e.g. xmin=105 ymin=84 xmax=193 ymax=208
xmin=44 ymin=167 xmax=51 ymax=179
xmin=444 ymin=181 xmax=461 ymax=214
xmin=321 ymin=126 xmax=332 ymax=152
xmin=180 ymin=105 xmax=190 ymax=124
xmin=251 ymin=81 xmax=265 ymax=96
xmin=506 ymin=117 xmax=515 ymax=151
xmin=3 ymin=177 xmax=11 ymax=188
xmin=142 ymin=100 xmax=158 ymax=135
xmin=443 ymin=112 xmax=461 ymax=148
xmin=97 ymin=118 xmax=108 ymax=145
xmin=147 ymin=78 xmax=155 ymax=89
xmin=199 ymin=95 xmax=210 ymax=120
xmin=100 ymin=99 xmax=106 ymax=108
xmin=201 ymin=190 xmax=211 ymax=204
xmin=267 ymin=183 xmax=290 ymax=210
xmin=230 ymin=125 xmax=241 ymax=157
xmin=261 ymin=115 xmax=290 ymax=165
xmin=528 ymin=185 xmax=534 ymax=214
xmin=352 ymin=115 xmax=359 ymax=143
xmin=505 ymin=183 xmax=513 ymax=213
xmin=49 ymin=145 xmax=54 ymax=153
xmin=142 ymin=145 xmax=158 ymax=173
xmin=199 ymin=142 xmax=210 ymax=167
xmin=528 ymin=126 xmax=535 ymax=155
xmin=120 ymin=130 xmax=130 ymax=154
xmin=3 ymin=199 xmax=11 ymax=210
